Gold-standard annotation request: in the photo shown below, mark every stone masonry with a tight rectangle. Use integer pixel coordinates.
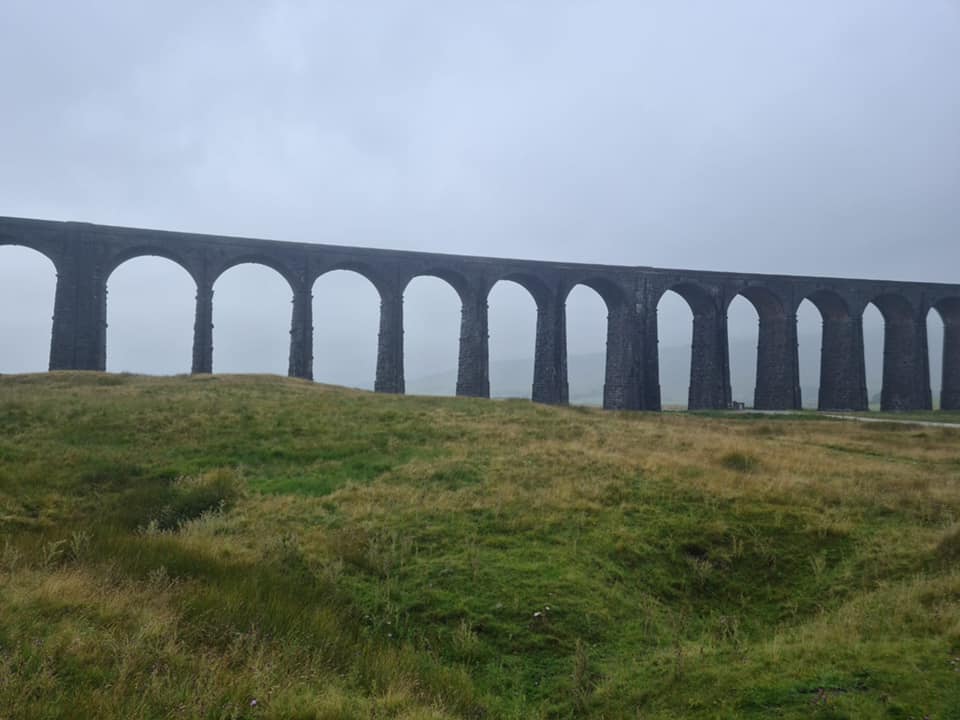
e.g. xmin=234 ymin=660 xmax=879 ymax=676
xmin=2 ymin=216 xmax=958 ymax=412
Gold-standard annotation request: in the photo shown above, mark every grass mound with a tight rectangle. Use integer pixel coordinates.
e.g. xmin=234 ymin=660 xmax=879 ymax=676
xmin=1 ymin=373 xmax=959 ymax=719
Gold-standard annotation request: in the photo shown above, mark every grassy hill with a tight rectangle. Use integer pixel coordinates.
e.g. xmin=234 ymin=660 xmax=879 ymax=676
xmin=1 ymin=373 xmax=959 ymax=719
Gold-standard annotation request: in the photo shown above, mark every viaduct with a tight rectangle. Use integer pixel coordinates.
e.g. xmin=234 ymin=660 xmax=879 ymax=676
xmin=1 ymin=216 xmax=958 ymax=412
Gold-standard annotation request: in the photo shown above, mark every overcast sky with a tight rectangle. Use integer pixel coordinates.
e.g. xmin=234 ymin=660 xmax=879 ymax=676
xmin=1 ymin=1 xmax=958 ymax=401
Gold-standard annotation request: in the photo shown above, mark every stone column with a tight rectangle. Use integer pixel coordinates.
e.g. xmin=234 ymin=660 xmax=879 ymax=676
xmin=881 ymin=312 xmax=932 ymax=411
xmin=375 ymin=285 xmax=404 ymax=394
xmin=688 ymin=304 xmax=730 ymax=410
xmin=532 ymin=293 xmax=568 ymax=404
xmin=818 ymin=317 xmax=869 ymax=411
xmin=288 ymin=284 xmax=313 ymax=380
xmin=942 ymin=317 xmax=960 ymax=410
xmin=754 ymin=312 xmax=802 ymax=410
xmin=641 ymin=297 xmax=661 ymax=411
xmin=49 ymin=239 xmax=106 ymax=371
xmin=456 ymin=288 xmax=490 ymax=398
xmin=191 ymin=280 xmax=213 ymax=374
xmin=602 ymin=301 xmax=641 ymax=410
xmin=49 ymin=264 xmax=78 ymax=370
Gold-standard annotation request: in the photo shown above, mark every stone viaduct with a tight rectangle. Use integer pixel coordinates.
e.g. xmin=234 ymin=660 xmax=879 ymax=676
xmin=2 ymin=216 xmax=958 ymax=412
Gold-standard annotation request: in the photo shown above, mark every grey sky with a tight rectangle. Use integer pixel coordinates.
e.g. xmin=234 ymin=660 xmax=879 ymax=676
xmin=1 ymin=1 xmax=958 ymax=401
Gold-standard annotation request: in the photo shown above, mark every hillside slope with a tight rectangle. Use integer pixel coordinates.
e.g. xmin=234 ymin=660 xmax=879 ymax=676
xmin=1 ymin=374 xmax=959 ymax=719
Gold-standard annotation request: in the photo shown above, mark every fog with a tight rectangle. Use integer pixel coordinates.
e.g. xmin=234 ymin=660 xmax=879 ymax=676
xmin=1 ymin=2 xmax=957 ymax=402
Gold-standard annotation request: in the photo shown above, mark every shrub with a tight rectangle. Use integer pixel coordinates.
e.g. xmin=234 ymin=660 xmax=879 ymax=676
xmin=154 ymin=468 xmax=245 ymax=531
xmin=935 ymin=524 xmax=960 ymax=563
xmin=719 ymin=451 xmax=760 ymax=473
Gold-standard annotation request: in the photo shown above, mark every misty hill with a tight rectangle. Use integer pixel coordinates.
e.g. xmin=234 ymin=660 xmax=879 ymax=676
xmin=409 ymin=329 xmax=944 ymax=407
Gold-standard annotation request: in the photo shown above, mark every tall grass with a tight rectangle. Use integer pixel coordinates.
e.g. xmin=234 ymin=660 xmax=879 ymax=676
xmin=1 ymin=373 xmax=959 ymax=718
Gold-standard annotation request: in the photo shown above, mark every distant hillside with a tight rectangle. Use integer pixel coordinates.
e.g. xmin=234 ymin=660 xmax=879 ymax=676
xmin=409 ymin=329 xmax=943 ymax=407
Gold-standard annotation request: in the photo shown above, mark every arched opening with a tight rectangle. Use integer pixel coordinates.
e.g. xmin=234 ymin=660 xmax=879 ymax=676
xmin=403 ymin=276 xmax=461 ymax=396
xmin=869 ymin=294 xmax=926 ymax=411
xmin=564 ymin=284 xmax=608 ymax=406
xmin=796 ymin=299 xmax=823 ymax=409
xmin=0 ymin=245 xmax=57 ymax=373
xmin=487 ymin=279 xmax=538 ymax=399
xmin=312 ymin=269 xmax=380 ymax=390
xmin=106 ymin=256 xmax=195 ymax=374
xmin=213 ymin=263 xmax=292 ymax=375
xmin=732 ymin=286 xmax=796 ymax=410
xmin=726 ymin=295 xmax=759 ymax=407
xmin=802 ymin=289 xmax=857 ymax=411
xmin=927 ymin=307 xmax=944 ymax=408
xmin=862 ymin=303 xmax=885 ymax=409
xmin=655 ymin=286 xmax=706 ymax=410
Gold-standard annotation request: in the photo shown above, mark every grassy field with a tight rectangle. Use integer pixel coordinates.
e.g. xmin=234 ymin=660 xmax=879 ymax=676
xmin=1 ymin=373 xmax=959 ymax=719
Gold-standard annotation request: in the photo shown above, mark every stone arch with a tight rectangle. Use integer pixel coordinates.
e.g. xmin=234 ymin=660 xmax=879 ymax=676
xmin=657 ymin=281 xmax=716 ymax=316
xmin=564 ymin=282 xmax=612 ymax=405
xmin=794 ymin=298 xmax=821 ymax=409
xmin=796 ymin=289 xmax=866 ymax=410
xmin=486 ymin=277 xmax=540 ymax=399
xmin=213 ymin=261 xmax=295 ymax=375
xmin=654 ymin=281 xmax=728 ymax=410
xmin=212 ymin=255 xmax=298 ymax=295
xmin=104 ymin=247 xmax=197 ymax=286
xmin=0 ymin=244 xmax=58 ymax=372
xmin=727 ymin=285 xmax=799 ymax=410
xmin=932 ymin=297 xmax=960 ymax=325
xmin=482 ymin=272 xmax=557 ymax=402
xmin=861 ymin=302 xmax=884 ymax=407
xmin=0 ymin=239 xmax=61 ymax=275
xmin=105 ymin=255 xmax=196 ymax=374
xmin=725 ymin=294 xmax=760 ymax=407
xmin=312 ymin=261 xmax=386 ymax=298
xmin=311 ymin=267 xmax=383 ymax=389
xmin=654 ymin=288 xmax=696 ymax=409
xmin=564 ymin=276 xmax=630 ymax=312
xmin=562 ymin=276 xmax=634 ymax=408
xmin=401 ymin=268 xmax=471 ymax=306
xmin=489 ymin=272 xmax=551 ymax=308
xmin=804 ymin=288 xmax=851 ymax=322
xmin=403 ymin=274 xmax=464 ymax=396
xmin=731 ymin=285 xmax=786 ymax=317
xmin=927 ymin=305 xmax=944 ymax=408
xmin=932 ymin=297 xmax=960 ymax=410
xmin=869 ymin=293 xmax=915 ymax=324
xmin=865 ymin=293 xmax=931 ymax=411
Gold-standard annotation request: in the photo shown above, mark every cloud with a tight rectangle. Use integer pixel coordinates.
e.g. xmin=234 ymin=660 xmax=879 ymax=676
xmin=1 ymin=1 xmax=957 ymax=389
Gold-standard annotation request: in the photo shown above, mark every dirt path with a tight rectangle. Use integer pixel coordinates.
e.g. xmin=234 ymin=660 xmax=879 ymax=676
xmin=732 ymin=409 xmax=960 ymax=429
xmin=821 ymin=414 xmax=960 ymax=429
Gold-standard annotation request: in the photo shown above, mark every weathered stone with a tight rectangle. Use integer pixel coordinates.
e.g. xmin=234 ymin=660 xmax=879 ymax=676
xmin=1 ymin=216 xmax=957 ymax=413
xmin=191 ymin=280 xmax=214 ymax=374
xmin=532 ymin=291 xmax=568 ymax=405
xmin=288 ymin=284 xmax=313 ymax=381
xmin=456 ymin=286 xmax=490 ymax=398
xmin=374 ymin=284 xmax=404 ymax=394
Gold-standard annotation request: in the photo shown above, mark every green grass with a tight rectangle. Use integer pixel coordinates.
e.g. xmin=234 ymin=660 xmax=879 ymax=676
xmin=1 ymin=372 xmax=959 ymax=719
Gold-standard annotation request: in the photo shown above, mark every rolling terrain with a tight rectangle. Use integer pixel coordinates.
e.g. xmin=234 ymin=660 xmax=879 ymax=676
xmin=1 ymin=373 xmax=959 ymax=719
